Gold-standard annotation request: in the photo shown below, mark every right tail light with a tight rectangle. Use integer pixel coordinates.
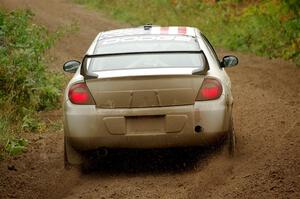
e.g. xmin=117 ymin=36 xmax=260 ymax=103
xmin=196 ymin=78 xmax=223 ymax=101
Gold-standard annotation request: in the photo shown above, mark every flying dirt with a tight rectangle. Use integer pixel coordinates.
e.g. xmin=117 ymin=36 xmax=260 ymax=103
xmin=0 ymin=0 xmax=299 ymax=198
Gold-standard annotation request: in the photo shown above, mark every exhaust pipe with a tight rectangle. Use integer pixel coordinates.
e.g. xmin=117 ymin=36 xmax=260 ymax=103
xmin=195 ymin=125 xmax=202 ymax=133
xmin=96 ymin=148 xmax=108 ymax=157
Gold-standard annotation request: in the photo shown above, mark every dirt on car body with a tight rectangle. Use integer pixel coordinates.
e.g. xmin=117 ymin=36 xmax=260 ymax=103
xmin=0 ymin=0 xmax=299 ymax=198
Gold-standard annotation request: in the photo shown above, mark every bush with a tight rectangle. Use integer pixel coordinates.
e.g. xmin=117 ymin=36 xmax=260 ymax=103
xmin=0 ymin=9 xmax=64 ymax=156
xmin=0 ymin=9 xmax=62 ymax=113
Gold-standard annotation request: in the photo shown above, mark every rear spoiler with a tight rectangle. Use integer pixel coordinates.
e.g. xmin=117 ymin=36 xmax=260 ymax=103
xmin=80 ymin=51 xmax=209 ymax=79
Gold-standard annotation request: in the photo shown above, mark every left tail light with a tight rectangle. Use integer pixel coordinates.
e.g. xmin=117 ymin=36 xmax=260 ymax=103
xmin=68 ymin=82 xmax=95 ymax=105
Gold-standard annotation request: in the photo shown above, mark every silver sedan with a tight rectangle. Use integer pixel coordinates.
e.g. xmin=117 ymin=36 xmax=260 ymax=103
xmin=63 ymin=25 xmax=238 ymax=166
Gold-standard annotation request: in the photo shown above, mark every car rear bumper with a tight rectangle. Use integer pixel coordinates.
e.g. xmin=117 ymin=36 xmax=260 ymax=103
xmin=63 ymin=95 xmax=231 ymax=150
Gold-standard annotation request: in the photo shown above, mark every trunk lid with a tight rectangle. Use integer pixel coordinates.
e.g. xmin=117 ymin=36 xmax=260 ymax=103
xmin=86 ymin=74 xmax=204 ymax=108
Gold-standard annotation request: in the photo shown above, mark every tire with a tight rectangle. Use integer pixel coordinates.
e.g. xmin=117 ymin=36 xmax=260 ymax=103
xmin=227 ymin=117 xmax=236 ymax=157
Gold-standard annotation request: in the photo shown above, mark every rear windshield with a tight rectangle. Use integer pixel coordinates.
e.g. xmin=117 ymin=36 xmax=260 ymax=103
xmin=85 ymin=35 xmax=206 ymax=73
xmin=88 ymin=52 xmax=206 ymax=72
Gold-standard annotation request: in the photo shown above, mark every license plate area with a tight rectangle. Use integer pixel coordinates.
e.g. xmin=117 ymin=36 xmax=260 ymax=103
xmin=126 ymin=115 xmax=165 ymax=135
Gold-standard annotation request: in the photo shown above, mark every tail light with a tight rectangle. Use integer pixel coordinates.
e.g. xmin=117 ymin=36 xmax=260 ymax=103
xmin=68 ymin=82 xmax=95 ymax=105
xmin=196 ymin=78 xmax=223 ymax=101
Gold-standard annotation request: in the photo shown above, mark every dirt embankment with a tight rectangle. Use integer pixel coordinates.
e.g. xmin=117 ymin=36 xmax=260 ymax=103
xmin=0 ymin=0 xmax=299 ymax=198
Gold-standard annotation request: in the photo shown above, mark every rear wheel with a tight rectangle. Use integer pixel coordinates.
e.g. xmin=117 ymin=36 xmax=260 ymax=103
xmin=227 ymin=117 xmax=236 ymax=157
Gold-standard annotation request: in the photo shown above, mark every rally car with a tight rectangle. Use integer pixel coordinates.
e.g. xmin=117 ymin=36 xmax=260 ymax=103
xmin=63 ymin=25 xmax=238 ymax=165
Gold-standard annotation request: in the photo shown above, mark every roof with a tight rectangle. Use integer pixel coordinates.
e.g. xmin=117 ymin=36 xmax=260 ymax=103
xmin=85 ymin=26 xmax=199 ymax=55
xmin=98 ymin=26 xmax=197 ymax=40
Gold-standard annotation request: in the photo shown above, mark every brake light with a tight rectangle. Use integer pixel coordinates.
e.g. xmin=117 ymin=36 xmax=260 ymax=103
xmin=196 ymin=78 xmax=223 ymax=101
xmin=68 ymin=82 xmax=95 ymax=105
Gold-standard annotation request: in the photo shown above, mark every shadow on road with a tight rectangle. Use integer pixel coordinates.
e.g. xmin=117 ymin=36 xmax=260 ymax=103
xmin=80 ymin=142 xmax=226 ymax=175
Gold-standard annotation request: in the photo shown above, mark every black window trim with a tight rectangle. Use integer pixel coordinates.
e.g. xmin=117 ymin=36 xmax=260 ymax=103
xmin=199 ymin=33 xmax=221 ymax=68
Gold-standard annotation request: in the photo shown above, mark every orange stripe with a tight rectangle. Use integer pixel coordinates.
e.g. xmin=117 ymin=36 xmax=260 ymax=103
xmin=178 ymin=27 xmax=187 ymax=34
xmin=160 ymin=27 xmax=169 ymax=34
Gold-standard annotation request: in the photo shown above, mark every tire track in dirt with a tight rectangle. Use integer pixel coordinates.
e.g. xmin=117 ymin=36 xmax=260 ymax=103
xmin=0 ymin=0 xmax=299 ymax=198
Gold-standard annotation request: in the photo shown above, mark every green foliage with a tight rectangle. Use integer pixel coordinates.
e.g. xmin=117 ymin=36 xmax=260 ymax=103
xmin=0 ymin=115 xmax=28 ymax=158
xmin=0 ymin=117 xmax=10 ymax=151
xmin=5 ymin=138 xmax=28 ymax=156
xmin=21 ymin=109 xmax=45 ymax=132
xmin=0 ymin=9 xmax=63 ymax=114
xmin=73 ymin=0 xmax=300 ymax=66
xmin=0 ymin=9 xmax=64 ymax=157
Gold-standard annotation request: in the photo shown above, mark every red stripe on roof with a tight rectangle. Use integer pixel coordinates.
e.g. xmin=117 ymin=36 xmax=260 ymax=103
xmin=160 ymin=27 xmax=169 ymax=34
xmin=178 ymin=27 xmax=187 ymax=34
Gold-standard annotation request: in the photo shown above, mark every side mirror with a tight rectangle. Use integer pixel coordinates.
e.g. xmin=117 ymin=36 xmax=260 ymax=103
xmin=220 ymin=55 xmax=238 ymax=68
xmin=63 ymin=60 xmax=80 ymax=73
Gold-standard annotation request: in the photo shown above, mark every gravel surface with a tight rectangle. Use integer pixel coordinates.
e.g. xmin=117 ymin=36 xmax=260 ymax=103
xmin=0 ymin=0 xmax=299 ymax=198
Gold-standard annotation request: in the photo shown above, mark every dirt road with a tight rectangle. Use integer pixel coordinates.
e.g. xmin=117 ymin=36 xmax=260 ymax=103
xmin=0 ymin=0 xmax=299 ymax=198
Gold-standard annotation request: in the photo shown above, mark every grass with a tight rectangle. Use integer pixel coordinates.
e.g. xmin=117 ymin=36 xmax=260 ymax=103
xmin=0 ymin=9 xmax=68 ymax=158
xmin=73 ymin=0 xmax=300 ymax=66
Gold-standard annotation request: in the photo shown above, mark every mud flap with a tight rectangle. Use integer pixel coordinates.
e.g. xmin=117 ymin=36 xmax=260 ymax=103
xmin=64 ymin=136 xmax=83 ymax=168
